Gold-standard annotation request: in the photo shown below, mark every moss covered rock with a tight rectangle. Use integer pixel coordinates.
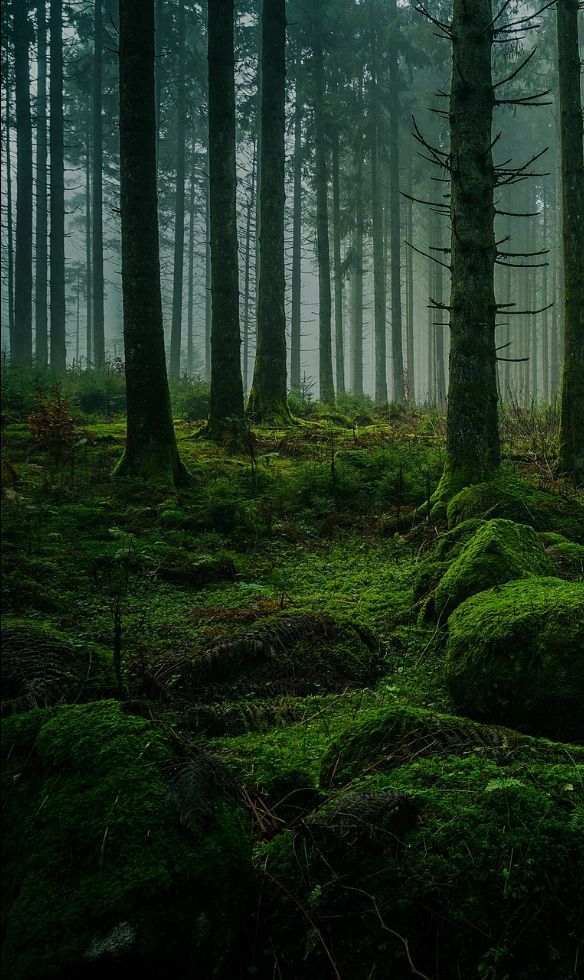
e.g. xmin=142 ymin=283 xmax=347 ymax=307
xmin=1 ymin=701 xmax=251 ymax=979
xmin=432 ymin=519 xmax=554 ymax=619
xmin=446 ymin=577 xmax=584 ymax=740
xmin=260 ymin=752 xmax=583 ymax=980
xmin=1 ymin=620 xmax=112 ymax=710
xmin=319 ymin=702 xmax=580 ymax=789
xmin=545 ymin=539 xmax=584 ymax=580
xmin=447 ymin=476 xmax=584 ymax=543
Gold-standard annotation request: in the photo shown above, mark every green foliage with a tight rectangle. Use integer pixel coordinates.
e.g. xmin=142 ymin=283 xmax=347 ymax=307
xmin=169 ymin=377 xmax=211 ymax=421
xmin=545 ymin=538 xmax=584 ymax=580
xmin=260 ymin=751 xmax=583 ymax=979
xmin=431 ymin=519 xmax=554 ymax=619
xmin=447 ymin=475 xmax=584 ymax=543
xmin=1 ymin=701 xmax=251 ymax=979
xmin=446 ymin=577 xmax=584 ymax=740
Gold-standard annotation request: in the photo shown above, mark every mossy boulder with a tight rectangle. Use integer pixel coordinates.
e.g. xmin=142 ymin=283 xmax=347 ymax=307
xmin=1 ymin=620 xmax=112 ymax=710
xmin=260 ymin=752 xmax=583 ymax=980
xmin=432 ymin=519 xmax=554 ymax=619
xmin=1 ymin=701 xmax=251 ymax=979
xmin=446 ymin=577 xmax=584 ymax=741
xmin=545 ymin=539 xmax=584 ymax=580
xmin=447 ymin=476 xmax=584 ymax=543
xmin=152 ymin=612 xmax=386 ymax=701
xmin=319 ymin=702 xmax=581 ymax=789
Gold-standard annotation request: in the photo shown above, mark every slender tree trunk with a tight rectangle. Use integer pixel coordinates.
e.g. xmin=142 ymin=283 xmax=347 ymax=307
xmin=541 ymin=182 xmax=549 ymax=403
xmin=13 ymin=0 xmax=33 ymax=366
xmin=50 ymin=0 xmax=67 ymax=370
xmin=169 ymin=0 xmax=186 ymax=379
xmin=85 ymin=130 xmax=93 ymax=365
xmin=186 ymin=139 xmax=196 ymax=376
xmin=388 ymin=0 xmax=404 ymax=401
xmin=92 ymin=0 xmax=105 ymax=368
xmin=313 ymin=38 xmax=335 ymax=405
xmin=242 ymin=141 xmax=256 ymax=394
xmin=443 ymin=0 xmax=499 ymax=491
xmin=431 ymin=209 xmax=446 ymax=410
xmin=557 ymin=0 xmax=584 ymax=479
xmin=35 ymin=0 xmax=48 ymax=366
xmin=405 ymin=156 xmax=414 ymax=401
xmin=204 ymin=160 xmax=211 ymax=380
xmin=248 ymin=0 xmax=290 ymax=421
xmin=75 ymin=264 xmax=81 ymax=363
xmin=332 ymin=122 xmax=345 ymax=397
xmin=369 ymin=4 xmax=387 ymax=405
xmin=351 ymin=125 xmax=364 ymax=396
xmin=207 ymin=0 xmax=245 ymax=433
xmin=155 ymin=0 xmax=163 ymax=161
xmin=116 ymin=0 xmax=186 ymax=485
xmin=5 ymin=82 xmax=15 ymax=355
xmin=290 ymin=62 xmax=302 ymax=392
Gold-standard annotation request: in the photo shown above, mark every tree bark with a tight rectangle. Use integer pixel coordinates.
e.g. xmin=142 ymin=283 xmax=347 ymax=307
xmin=186 ymin=138 xmax=196 ymax=377
xmin=116 ymin=0 xmax=186 ymax=486
xmin=92 ymin=0 xmax=105 ymax=368
xmin=5 ymin=81 xmax=15 ymax=356
xmin=49 ymin=0 xmax=67 ymax=370
xmin=207 ymin=0 xmax=245 ymax=433
xmin=169 ymin=0 xmax=186 ymax=380
xmin=388 ymin=0 xmax=404 ymax=402
xmin=14 ymin=0 xmax=33 ymax=366
xmin=290 ymin=55 xmax=302 ymax=391
xmin=557 ymin=0 xmax=584 ymax=480
xmin=85 ymin=128 xmax=93 ymax=364
xmin=242 ymin=141 xmax=256 ymax=395
xmin=369 ymin=1 xmax=387 ymax=404
xmin=405 ymin=155 xmax=414 ymax=401
xmin=35 ymin=0 xmax=48 ymax=366
xmin=248 ymin=0 xmax=291 ymax=422
xmin=313 ymin=37 xmax=335 ymax=405
xmin=351 ymin=110 xmax=364 ymax=397
xmin=443 ymin=0 xmax=499 ymax=490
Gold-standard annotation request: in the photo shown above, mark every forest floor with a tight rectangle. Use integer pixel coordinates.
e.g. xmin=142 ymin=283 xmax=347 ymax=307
xmin=2 ymin=396 xmax=583 ymax=979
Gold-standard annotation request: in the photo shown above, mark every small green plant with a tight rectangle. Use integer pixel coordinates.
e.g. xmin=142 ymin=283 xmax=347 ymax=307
xmin=28 ymin=384 xmax=84 ymax=467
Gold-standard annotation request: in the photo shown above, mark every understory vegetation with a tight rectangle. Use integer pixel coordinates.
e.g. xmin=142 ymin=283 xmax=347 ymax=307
xmin=2 ymin=384 xmax=583 ymax=980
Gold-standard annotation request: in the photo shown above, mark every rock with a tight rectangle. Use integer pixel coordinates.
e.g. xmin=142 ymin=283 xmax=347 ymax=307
xmin=1 ymin=701 xmax=251 ymax=979
xmin=446 ymin=476 xmax=584 ymax=543
xmin=261 ymin=748 xmax=583 ymax=980
xmin=445 ymin=577 xmax=584 ymax=740
xmin=432 ymin=519 xmax=554 ymax=619
xmin=545 ymin=538 xmax=584 ymax=580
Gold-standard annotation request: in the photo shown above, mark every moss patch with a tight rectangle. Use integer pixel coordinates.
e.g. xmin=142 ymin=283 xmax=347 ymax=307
xmin=1 ymin=701 xmax=251 ymax=979
xmin=446 ymin=577 xmax=584 ymax=741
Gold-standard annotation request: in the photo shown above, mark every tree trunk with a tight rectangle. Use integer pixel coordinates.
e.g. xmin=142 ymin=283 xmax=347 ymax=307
xmin=5 ymin=81 xmax=15 ymax=356
xmin=557 ymin=0 xmax=584 ymax=480
xmin=405 ymin=156 xmax=414 ymax=401
xmin=443 ymin=0 xmax=499 ymax=491
xmin=85 ymin=127 xmax=93 ymax=365
xmin=369 ymin=3 xmax=387 ymax=405
xmin=207 ymin=0 xmax=245 ymax=434
xmin=290 ymin=55 xmax=302 ymax=391
xmin=351 ymin=122 xmax=364 ymax=396
xmin=541 ymin=182 xmax=549 ymax=403
xmin=35 ymin=0 xmax=48 ymax=366
xmin=332 ymin=121 xmax=345 ymax=397
xmin=116 ymin=0 xmax=186 ymax=486
xmin=388 ymin=0 xmax=404 ymax=402
xmin=186 ymin=138 xmax=196 ymax=377
xmin=14 ymin=0 xmax=33 ymax=366
xmin=49 ymin=0 xmax=67 ymax=370
xmin=242 ymin=141 xmax=256 ymax=395
xmin=92 ymin=0 xmax=105 ymax=368
xmin=248 ymin=0 xmax=291 ymax=422
xmin=204 ymin=160 xmax=211 ymax=380
xmin=313 ymin=37 xmax=335 ymax=405
xmin=169 ymin=0 xmax=186 ymax=380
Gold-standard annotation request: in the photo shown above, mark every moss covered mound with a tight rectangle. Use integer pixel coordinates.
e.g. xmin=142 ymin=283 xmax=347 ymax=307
xmin=432 ymin=519 xmax=554 ymax=619
xmin=319 ymin=702 xmax=580 ymax=789
xmin=156 ymin=553 xmax=237 ymax=588
xmin=545 ymin=538 xmax=584 ymax=580
xmin=446 ymin=577 xmax=584 ymax=741
xmin=1 ymin=621 xmax=111 ymax=710
xmin=447 ymin=476 xmax=584 ymax=542
xmin=151 ymin=612 xmax=386 ymax=701
xmin=1 ymin=701 xmax=251 ymax=979
xmin=260 ymin=753 xmax=583 ymax=980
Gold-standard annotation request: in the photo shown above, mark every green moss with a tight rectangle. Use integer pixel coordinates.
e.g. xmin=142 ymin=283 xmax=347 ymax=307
xmin=446 ymin=577 xmax=584 ymax=740
xmin=1 ymin=701 xmax=251 ymax=979
xmin=260 ymin=752 xmax=583 ymax=980
xmin=447 ymin=475 xmax=584 ymax=542
xmin=319 ymin=702 xmax=582 ymax=789
xmin=432 ymin=519 xmax=554 ymax=619
xmin=545 ymin=539 xmax=584 ymax=580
